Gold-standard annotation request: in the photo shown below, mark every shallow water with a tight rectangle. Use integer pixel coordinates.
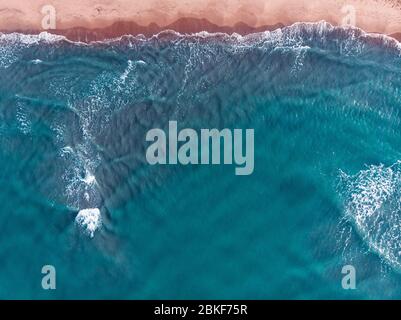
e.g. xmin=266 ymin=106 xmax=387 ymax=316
xmin=1 ymin=22 xmax=401 ymax=298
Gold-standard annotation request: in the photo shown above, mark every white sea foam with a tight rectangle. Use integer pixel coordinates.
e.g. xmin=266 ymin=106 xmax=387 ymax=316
xmin=82 ymin=170 xmax=96 ymax=185
xmin=1 ymin=21 xmax=398 ymax=51
xmin=0 ymin=31 xmax=66 ymax=45
xmin=120 ymin=59 xmax=133 ymax=83
xmin=0 ymin=32 xmax=66 ymax=68
xmin=75 ymin=208 xmax=101 ymax=238
xmin=340 ymin=161 xmax=401 ymax=270
xmin=61 ymin=142 xmax=101 ymax=212
xmin=0 ymin=32 xmax=68 ymax=45
xmin=15 ymin=101 xmax=31 ymax=135
xmin=60 ymin=146 xmax=73 ymax=156
xmin=30 ymin=59 xmax=43 ymax=64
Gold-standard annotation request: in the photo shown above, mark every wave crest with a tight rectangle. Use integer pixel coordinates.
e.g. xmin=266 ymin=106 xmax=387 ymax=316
xmin=1 ymin=22 xmax=400 ymax=52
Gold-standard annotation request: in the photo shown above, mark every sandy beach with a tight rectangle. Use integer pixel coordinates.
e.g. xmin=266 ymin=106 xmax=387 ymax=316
xmin=1 ymin=0 xmax=401 ymax=40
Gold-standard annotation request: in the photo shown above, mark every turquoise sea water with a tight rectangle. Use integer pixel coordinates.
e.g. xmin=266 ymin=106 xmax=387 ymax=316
xmin=1 ymin=22 xmax=401 ymax=299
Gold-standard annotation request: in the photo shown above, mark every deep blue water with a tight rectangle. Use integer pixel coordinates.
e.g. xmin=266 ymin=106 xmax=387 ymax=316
xmin=1 ymin=22 xmax=401 ymax=298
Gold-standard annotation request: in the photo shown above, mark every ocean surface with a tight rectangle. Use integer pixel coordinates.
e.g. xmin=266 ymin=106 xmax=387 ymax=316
xmin=1 ymin=21 xmax=401 ymax=299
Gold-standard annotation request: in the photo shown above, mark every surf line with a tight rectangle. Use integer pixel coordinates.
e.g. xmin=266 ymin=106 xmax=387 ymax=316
xmin=145 ymin=121 xmax=254 ymax=175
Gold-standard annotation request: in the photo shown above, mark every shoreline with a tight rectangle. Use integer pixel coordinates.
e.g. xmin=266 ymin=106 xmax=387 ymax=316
xmin=0 ymin=18 xmax=285 ymax=42
xmin=2 ymin=1 xmax=401 ymax=42
xmin=2 ymin=19 xmax=401 ymax=44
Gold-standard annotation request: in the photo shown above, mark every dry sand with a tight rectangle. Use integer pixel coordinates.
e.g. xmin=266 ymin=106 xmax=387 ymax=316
xmin=1 ymin=0 xmax=401 ymax=40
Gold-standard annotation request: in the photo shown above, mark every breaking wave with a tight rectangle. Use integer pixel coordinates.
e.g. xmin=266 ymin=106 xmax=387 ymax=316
xmin=339 ymin=162 xmax=401 ymax=270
